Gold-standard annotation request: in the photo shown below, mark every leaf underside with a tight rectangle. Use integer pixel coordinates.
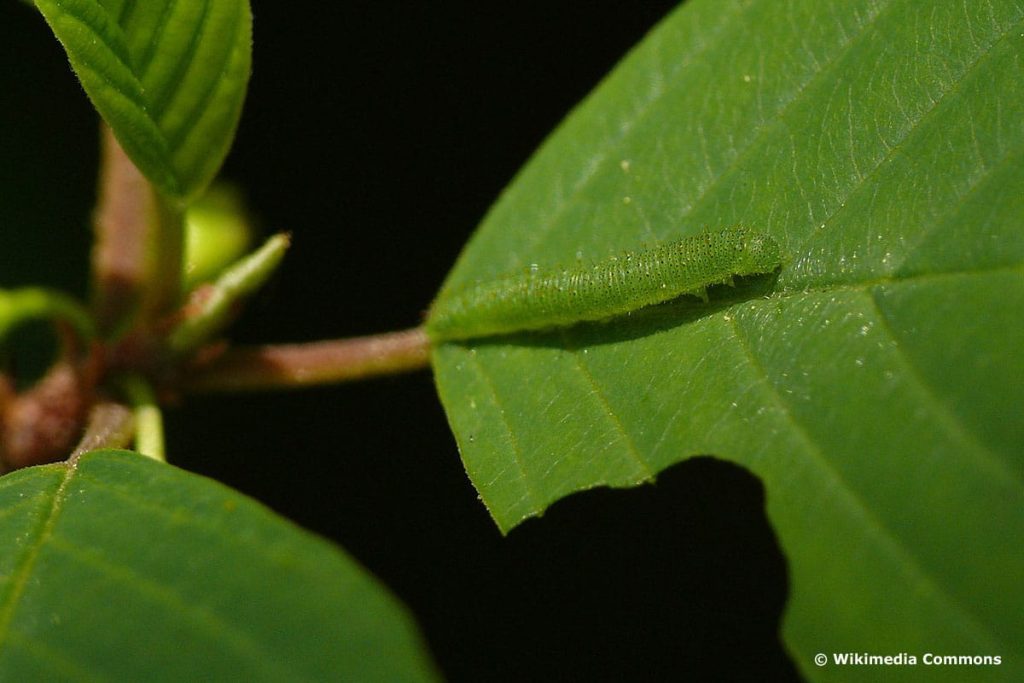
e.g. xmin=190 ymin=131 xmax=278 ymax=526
xmin=431 ymin=0 xmax=1024 ymax=679
xmin=33 ymin=0 xmax=252 ymax=200
xmin=0 ymin=451 xmax=439 ymax=682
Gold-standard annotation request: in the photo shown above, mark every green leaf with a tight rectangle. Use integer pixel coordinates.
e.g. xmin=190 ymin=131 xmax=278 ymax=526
xmin=432 ymin=0 xmax=1024 ymax=678
xmin=0 ymin=288 xmax=94 ymax=345
xmin=168 ymin=233 xmax=290 ymax=355
xmin=33 ymin=0 xmax=252 ymax=200
xmin=0 ymin=450 xmax=440 ymax=682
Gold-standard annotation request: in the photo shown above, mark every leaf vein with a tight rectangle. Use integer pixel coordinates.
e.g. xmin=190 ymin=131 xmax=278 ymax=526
xmin=797 ymin=10 xmax=1024 ymax=262
xmin=4 ymin=630 xmax=112 ymax=683
xmin=467 ymin=351 xmax=541 ymax=519
xmin=146 ymin=0 xmax=212 ymax=116
xmin=498 ymin=0 xmax=752 ymax=271
xmin=116 ymin=0 xmax=139 ymax=28
xmin=45 ymin=536 xmax=298 ymax=680
xmin=727 ymin=314 xmax=1006 ymax=653
xmin=559 ymin=332 xmax=654 ymax=480
xmin=865 ymin=286 xmax=1023 ymax=488
xmin=0 ymin=464 xmax=77 ymax=645
xmin=136 ymin=0 xmax=181 ymax=77
xmin=50 ymin=4 xmax=144 ymax=105
xmin=165 ymin=1 xmax=246 ymax=152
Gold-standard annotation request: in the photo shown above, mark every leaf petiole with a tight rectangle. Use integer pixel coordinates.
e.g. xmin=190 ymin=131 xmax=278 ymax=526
xmin=117 ymin=375 xmax=166 ymax=462
xmin=184 ymin=328 xmax=431 ymax=392
xmin=71 ymin=402 xmax=135 ymax=458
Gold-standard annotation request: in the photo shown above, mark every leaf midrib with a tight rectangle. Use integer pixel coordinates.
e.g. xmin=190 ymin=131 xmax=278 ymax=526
xmin=467 ymin=258 xmax=1023 ymax=522
xmin=0 ymin=460 xmax=76 ymax=644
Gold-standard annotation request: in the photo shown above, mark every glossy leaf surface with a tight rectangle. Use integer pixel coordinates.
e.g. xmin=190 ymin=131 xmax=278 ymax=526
xmin=0 ymin=450 xmax=439 ymax=681
xmin=431 ymin=0 xmax=1024 ymax=679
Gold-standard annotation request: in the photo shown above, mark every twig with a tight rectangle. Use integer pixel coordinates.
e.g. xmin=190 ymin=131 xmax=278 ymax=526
xmin=0 ymin=358 xmax=97 ymax=471
xmin=91 ymin=125 xmax=151 ymax=333
xmin=71 ymin=401 xmax=134 ymax=457
xmin=184 ymin=327 xmax=432 ymax=392
xmin=91 ymin=125 xmax=184 ymax=333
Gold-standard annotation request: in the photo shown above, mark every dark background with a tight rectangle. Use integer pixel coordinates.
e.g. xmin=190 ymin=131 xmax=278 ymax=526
xmin=2 ymin=2 xmax=801 ymax=680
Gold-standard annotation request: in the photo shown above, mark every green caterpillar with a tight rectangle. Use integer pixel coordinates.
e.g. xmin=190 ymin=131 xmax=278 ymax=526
xmin=426 ymin=226 xmax=782 ymax=342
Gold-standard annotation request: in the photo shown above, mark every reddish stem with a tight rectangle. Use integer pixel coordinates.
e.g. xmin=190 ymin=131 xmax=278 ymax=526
xmin=0 ymin=349 xmax=101 ymax=472
xmin=91 ymin=125 xmax=151 ymax=333
xmin=184 ymin=327 xmax=432 ymax=392
xmin=71 ymin=401 xmax=134 ymax=457
xmin=91 ymin=125 xmax=183 ymax=333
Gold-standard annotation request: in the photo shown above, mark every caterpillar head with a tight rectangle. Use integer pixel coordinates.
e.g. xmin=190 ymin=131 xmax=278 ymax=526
xmin=735 ymin=228 xmax=782 ymax=275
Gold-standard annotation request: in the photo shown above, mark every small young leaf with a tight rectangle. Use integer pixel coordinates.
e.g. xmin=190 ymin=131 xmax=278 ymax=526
xmin=168 ymin=233 xmax=290 ymax=354
xmin=33 ymin=0 xmax=253 ymax=200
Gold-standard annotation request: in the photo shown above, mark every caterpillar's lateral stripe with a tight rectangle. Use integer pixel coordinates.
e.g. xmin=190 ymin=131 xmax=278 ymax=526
xmin=426 ymin=226 xmax=781 ymax=342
